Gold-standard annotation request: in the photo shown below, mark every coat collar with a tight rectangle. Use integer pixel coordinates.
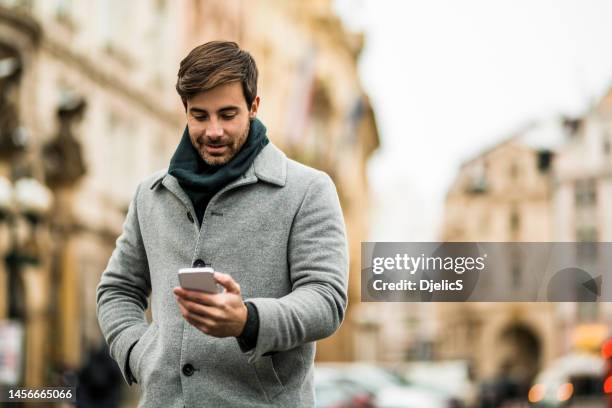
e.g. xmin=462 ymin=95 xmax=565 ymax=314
xmin=149 ymin=142 xmax=287 ymax=191
xmin=252 ymin=142 xmax=287 ymax=187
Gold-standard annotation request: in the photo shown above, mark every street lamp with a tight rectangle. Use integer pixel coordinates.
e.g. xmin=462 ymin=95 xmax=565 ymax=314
xmin=1 ymin=174 xmax=52 ymax=313
xmin=0 ymin=174 xmax=52 ymax=385
xmin=13 ymin=177 xmax=53 ymax=224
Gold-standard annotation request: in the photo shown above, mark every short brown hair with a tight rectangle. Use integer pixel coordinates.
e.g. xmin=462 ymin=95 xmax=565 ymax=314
xmin=176 ymin=41 xmax=258 ymax=109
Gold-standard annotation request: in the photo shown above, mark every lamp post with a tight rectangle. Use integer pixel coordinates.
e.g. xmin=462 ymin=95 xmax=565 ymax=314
xmin=0 ymin=174 xmax=52 ymax=386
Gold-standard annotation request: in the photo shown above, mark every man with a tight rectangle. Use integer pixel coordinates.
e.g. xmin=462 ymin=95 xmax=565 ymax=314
xmin=96 ymin=41 xmax=348 ymax=407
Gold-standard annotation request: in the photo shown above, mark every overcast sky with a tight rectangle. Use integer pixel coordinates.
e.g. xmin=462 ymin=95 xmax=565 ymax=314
xmin=333 ymin=0 xmax=612 ymax=241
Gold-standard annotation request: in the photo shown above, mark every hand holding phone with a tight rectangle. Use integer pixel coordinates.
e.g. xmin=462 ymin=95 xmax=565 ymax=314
xmin=174 ymin=269 xmax=247 ymax=337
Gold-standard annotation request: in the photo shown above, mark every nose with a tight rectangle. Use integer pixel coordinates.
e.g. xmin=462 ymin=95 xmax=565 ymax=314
xmin=205 ymin=119 xmax=223 ymax=139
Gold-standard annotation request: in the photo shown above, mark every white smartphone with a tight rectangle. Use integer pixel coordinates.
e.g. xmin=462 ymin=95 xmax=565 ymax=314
xmin=178 ymin=267 xmax=222 ymax=293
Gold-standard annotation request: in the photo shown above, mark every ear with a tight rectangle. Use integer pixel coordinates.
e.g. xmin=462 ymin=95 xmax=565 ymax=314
xmin=249 ymin=96 xmax=260 ymax=119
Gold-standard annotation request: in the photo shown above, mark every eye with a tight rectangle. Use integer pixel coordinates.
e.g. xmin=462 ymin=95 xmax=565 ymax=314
xmin=191 ymin=111 xmax=208 ymax=121
xmin=221 ymin=113 xmax=236 ymax=120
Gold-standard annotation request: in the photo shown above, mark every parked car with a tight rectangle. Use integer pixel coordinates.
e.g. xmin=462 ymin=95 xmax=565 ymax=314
xmin=315 ymin=366 xmax=375 ymax=408
xmin=528 ymin=352 xmax=604 ymax=407
xmin=317 ymin=363 xmax=452 ymax=408
xmin=402 ymin=360 xmax=476 ymax=406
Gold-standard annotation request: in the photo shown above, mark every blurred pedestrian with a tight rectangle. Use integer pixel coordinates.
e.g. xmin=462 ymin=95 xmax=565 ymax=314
xmin=76 ymin=343 xmax=122 ymax=408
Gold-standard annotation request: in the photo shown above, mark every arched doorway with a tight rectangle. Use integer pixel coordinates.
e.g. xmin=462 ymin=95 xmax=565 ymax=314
xmin=497 ymin=324 xmax=541 ymax=384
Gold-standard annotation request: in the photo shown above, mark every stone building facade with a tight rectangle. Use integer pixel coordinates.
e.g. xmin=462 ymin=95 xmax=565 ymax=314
xmin=438 ymin=108 xmax=612 ymax=382
xmin=553 ymin=89 xmax=612 ymax=351
xmin=438 ymin=134 xmax=559 ymax=383
xmin=0 ymin=0 xmax=183 ymax=388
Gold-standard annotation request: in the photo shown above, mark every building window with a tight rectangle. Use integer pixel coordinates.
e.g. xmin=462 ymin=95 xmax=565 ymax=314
xmin=575 ymin=179 xmax=597 ymax=208
xmin=603 ymin=132 xmax=611 ymax=156
xmin=510 ymin=207 xmax=520 ymax=233
xmin=577 ymin=303 xmax=599 ymax=323
xmin=509 ymin=161 xmax=519 ymax=180
xmin=537 ymin=150 xmax=553 ymax=172
xmin=576 ymin=227 xmax=598 ymax=267
xmin=466 ymin=161 xmax=487 ymax=194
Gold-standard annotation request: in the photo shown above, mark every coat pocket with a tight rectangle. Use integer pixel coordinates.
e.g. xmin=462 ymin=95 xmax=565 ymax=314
xmin=253 ymin=355 xmax=285 ymax=401
xmin=130 ymin=322 xmax=158 ymax=384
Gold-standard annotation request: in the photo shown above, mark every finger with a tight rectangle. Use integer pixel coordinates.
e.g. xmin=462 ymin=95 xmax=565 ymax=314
xmin=174 ymin=287 xmax=221 ymax=307
xmin=185 ymin=313 xmax=216 ymax=330
xmin=214 ymin=272 xmax=241 ymax=294
xmin=177 ymin=302 xmax=216 ymax=329
xmin=176 ymin=297 xmax=221 ymax=320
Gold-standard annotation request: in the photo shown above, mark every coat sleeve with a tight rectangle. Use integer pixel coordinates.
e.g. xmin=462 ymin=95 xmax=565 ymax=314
xmin=96 ymin=182 xmax=151 ymax=384
xmin=245 ymin=171 xmax=349 ymax=362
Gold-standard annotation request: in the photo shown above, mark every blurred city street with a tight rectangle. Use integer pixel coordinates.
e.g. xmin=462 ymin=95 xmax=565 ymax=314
xmin=0 ymin=0 xmax=612 ymax=407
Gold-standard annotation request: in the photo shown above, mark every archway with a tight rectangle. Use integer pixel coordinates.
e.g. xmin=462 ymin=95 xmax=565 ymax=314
xmin=497 ymin=323 xmax=541 ymax=384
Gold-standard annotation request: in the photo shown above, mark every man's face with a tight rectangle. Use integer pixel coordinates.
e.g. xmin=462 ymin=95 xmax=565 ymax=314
xmin=186 ymin=81 xmax=259 ymax=166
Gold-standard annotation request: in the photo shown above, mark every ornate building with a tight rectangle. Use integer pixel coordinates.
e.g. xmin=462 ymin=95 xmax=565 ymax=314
xmin=438 ymin=132 xmax=559 ymax=383
xmin=437 ymin=90 xmax=612 ymax=386
xmin=0 ymin=0 xmax=183 ymax=389
xmin=554 ymin=89 xmax=612 ymax=352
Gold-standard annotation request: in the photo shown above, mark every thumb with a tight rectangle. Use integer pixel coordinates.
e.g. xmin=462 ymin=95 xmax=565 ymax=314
xmin=214 ymin=272 xmax=241 ymax=294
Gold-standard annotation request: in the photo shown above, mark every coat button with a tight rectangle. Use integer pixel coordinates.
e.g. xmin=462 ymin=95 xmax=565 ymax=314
xmin=187 ymin=212 xmax=194 ymax=223
xmin=182 ymin=363 xmax=195 ymax=376
xmin=192 ymin=259 xmax=206 ymax=268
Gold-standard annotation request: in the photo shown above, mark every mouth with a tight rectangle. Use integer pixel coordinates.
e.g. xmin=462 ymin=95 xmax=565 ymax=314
xmin=204 ymin=144 xmax=228 ymax=155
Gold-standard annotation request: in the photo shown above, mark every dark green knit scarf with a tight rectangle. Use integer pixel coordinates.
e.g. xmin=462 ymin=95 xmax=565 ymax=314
xmin=168 ymin=118 xmax=269 ymax=224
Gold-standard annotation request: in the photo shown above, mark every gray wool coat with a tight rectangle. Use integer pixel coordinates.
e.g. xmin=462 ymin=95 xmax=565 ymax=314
xmin=96 ymin=143 xmax=349 ymax=408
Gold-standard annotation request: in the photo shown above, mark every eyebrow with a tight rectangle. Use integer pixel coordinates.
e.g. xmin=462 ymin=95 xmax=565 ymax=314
xmin=189 ymin=106 xmax=241 ymax=114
